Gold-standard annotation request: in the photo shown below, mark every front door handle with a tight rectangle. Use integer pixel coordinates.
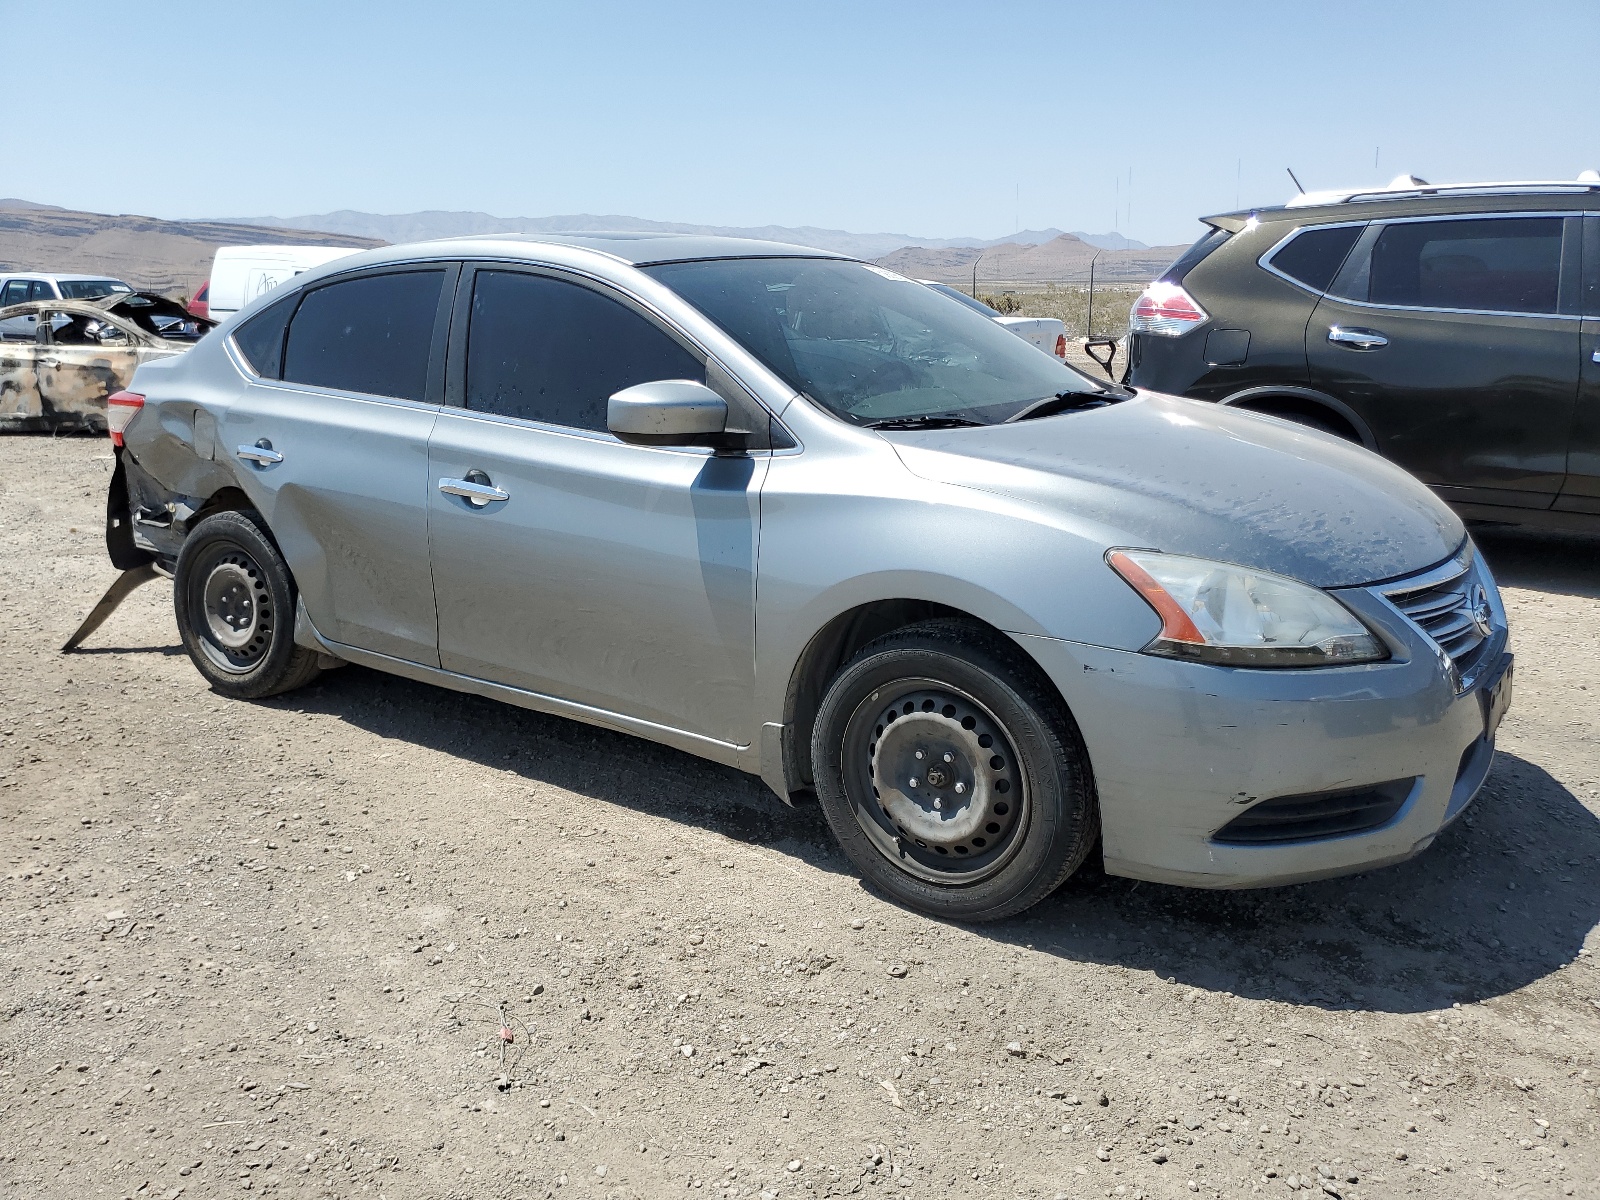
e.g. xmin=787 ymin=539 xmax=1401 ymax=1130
xmin=1327 ymin=326 xmax=1389 ymax=350
xmin=236 ymin=442 xmax=283 ymax=466
xmin=438 ymin=476 xmax=510 ymax=506
xmin=38 ymin=356 xmax=59 ymax=367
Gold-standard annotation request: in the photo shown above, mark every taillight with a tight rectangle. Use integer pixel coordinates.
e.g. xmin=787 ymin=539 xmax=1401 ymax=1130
xmin=107 ymin=391 xmax=145 ymax=446
xmin=1129 ymin=281 xmax=1209 ymax=337
xmin=1054 ymin=333 xmax=1067 ymax=359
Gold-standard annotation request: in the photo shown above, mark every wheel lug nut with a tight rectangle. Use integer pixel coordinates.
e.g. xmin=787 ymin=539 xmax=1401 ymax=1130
xmin=908 ymin=778 xmax=919 ymax=788
xmin=914 ymin=750 xmax=924 ymax=760
xmin=933 ymin=797 xmax=943 ymax=811
xmin=943 ymin=753 xmax=954 ymax=763
xmin=954 ymin=782 xmax=965 ymax=794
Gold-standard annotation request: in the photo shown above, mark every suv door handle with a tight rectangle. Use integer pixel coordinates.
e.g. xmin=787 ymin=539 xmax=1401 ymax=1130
xmin=1327 ymin=326 xmax=1389 ymax=350
xmin=438 ymin=476 xmax=510 ymax=505
xmin=236 ymin=442 xmax=283 ymax=465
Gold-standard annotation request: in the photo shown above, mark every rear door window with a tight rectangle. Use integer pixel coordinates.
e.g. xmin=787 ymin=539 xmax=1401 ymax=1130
xmin=282 ymin=269 xmax=444 ymax=401
xmin=464 ymin=269 xmax=703 ymax=432
xmin=1 ymin=280 xmax=29 ymax=306
xmin=1266 ymin=225 xmax=1363 ymax=292
xmin=1364 ymin=217 xmax=1564 ymax=315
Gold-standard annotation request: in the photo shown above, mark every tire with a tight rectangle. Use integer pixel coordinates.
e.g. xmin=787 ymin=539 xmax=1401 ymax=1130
xmin=173 ymin=509 xmax=321 ymax=699
xmin=810 ymin=620 xmax=1099 ymax=922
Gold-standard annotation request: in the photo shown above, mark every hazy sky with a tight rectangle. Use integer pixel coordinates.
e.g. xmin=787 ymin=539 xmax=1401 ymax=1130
xmin=10 ymin=0 xmax=1596 ymax=245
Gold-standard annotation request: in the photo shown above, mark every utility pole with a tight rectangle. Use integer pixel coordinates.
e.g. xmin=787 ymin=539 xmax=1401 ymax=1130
xmin=1086 ymin=251 xmax=1102 ymax=339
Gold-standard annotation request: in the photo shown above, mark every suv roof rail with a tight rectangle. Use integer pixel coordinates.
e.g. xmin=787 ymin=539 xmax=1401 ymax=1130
xmin=1285 ymin=172 xmax=1600 ymax=208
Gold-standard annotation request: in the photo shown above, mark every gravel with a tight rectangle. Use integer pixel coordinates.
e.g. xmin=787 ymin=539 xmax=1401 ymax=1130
xmin=2 ymin=436 xmax=1598 ymax=1199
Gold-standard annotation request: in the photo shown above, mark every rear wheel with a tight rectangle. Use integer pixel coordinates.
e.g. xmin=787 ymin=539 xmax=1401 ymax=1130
xmin=173 ymin=509 xmax=321 ymax=699
xmin=810 ymin=621 xmax=1098 ymax=922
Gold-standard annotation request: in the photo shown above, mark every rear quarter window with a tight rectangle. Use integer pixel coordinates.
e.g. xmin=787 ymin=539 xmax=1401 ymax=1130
xmin=232 ymin=294 xmax=297 ymax=378
xmin=1264 ymin=225 xmax=1364 ymax=292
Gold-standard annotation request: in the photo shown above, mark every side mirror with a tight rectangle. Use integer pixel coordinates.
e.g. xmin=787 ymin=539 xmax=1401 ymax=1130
xmin=608 ymin=379 xmax=728 ymax=446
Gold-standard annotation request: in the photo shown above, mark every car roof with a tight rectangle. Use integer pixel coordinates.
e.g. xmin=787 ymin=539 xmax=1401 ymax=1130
xmin=354 ymin=232 xmax=851 ymax=269
xmin=1201 ymin=174 xmax=1600 ymax=231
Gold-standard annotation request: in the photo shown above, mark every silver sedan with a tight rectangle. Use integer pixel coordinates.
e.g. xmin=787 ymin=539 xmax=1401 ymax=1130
xmin=102 ymin=234 xmax=1512 ymax=921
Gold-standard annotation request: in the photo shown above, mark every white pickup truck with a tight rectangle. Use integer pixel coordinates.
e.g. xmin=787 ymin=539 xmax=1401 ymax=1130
xmin=923 ymin=281 xmax=1067 ymax=359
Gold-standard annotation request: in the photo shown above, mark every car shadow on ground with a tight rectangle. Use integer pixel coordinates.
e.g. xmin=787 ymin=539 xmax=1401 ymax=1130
xmin=251 ymin=528 xmax=1598 ymax=1017
xmin=282 ymin=665 xmax=1597 ymax=1017
xmin=281 ymin=663 xmax=844 ymax=867
xmin=1474 ymin=526 xmax=1600 ymax=599
xmin=1008 ymin=749 xmax=1599 ymax=1014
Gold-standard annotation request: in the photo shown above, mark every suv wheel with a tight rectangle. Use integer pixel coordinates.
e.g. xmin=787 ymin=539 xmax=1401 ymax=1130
xmin=810 ymin=621 xmax=1098 ymax=922
xmin=174 ymin=509 xmax=321 ymax=699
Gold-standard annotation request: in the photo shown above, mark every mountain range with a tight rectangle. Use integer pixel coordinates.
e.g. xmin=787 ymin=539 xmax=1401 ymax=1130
xmin=0 ymin=199 xmax=376 ymax=298
xmin=215 ymin=209 xmax=1151 ymax=259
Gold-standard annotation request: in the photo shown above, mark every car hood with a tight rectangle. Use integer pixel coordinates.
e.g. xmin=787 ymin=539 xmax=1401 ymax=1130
xmin=881 ymin=391 xmax=1464 ymax=589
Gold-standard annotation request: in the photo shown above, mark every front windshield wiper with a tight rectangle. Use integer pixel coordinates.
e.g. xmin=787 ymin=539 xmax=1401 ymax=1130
xmin=1004 ymin=386 xmax=1130 ymax=424
xmin=864 ymin=414 xmax=986 ymax=431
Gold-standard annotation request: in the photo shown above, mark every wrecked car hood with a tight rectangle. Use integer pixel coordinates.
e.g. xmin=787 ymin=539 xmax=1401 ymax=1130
xmin=881 ymin=390 xmax=1464 ymax=589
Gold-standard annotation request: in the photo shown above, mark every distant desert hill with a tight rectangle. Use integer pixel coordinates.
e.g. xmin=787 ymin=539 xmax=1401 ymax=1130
xmin=878 ymin=233 xmax=1188 ymax=284
xmin=0 ymin=201 xmax=380 ymax=300
xmin=220 ymin=209 xmax=1151 ymax=259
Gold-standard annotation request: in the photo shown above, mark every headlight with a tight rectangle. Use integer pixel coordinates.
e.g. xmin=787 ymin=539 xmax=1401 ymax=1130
xmin=1107 ymin=550 xmax=1387 ymax=667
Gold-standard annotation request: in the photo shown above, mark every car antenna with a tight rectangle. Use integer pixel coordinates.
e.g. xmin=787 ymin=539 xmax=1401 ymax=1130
xmin=1286 ymin=167 xmax=1306 ymax=194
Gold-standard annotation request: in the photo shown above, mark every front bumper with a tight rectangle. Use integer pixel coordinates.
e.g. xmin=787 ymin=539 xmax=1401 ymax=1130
xmin=1015 ymin=604 xmax=1509 ymax=889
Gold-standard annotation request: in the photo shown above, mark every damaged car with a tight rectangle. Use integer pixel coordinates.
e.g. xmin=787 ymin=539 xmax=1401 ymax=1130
xmin=87 ymin=236 xmax=1512 ymax=922
xmin=0 ymin=292 xmax=213 ymax=433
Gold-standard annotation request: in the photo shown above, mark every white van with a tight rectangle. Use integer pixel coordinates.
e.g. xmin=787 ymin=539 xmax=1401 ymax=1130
xmin=200 ymin=245 xmax=361 ymax=321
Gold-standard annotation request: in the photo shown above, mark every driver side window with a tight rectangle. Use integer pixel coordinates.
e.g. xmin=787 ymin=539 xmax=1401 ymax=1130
xmin=464 ymin=270 xmax=704 ymax=433
xmin=47 ymin=311 xmax=130 ymax=347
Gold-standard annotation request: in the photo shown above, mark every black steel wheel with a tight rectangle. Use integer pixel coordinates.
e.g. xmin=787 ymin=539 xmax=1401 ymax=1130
xmin=811 ymin=620 xmax=1098 ymax=922
xmin=174 ymin=509 xmax=321 ymax=699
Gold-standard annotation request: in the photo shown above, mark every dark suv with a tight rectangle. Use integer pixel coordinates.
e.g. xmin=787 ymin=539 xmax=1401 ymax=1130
xmin=1125 ymin=177 xmax=1600 ymax=529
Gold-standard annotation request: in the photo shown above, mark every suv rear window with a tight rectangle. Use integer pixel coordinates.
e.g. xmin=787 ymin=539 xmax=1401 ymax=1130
xmin=1366 ymin=217 xmax=1563 ymax=314
xmin=1266 ymin=225 xmax=1363 ymax=292
xmin=282 ymin=270 xmax=443 ymax=401
xmin=1160 ymin=227 xmax=1231 ymax=284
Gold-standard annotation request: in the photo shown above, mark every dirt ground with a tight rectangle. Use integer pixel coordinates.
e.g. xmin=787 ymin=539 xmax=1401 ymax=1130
xmin=2 ymin=436 xmax=1598 ymax=1200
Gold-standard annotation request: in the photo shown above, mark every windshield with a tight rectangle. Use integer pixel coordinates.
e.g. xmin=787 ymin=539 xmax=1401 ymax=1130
xmin=644 ymin=258 xmax=1100 ymax=425
xmin=58 ymin=280 xmax=132 ymax=299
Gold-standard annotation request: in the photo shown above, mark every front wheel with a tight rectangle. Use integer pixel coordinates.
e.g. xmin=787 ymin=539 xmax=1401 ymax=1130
xmin=810 ymin=621 xmax=1098 ymax=922
xmin=173 ymin=509 xmax=321 ymax=699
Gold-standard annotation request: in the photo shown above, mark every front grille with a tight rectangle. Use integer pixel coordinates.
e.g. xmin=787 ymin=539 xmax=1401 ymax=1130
xmin=1213 ymin=778 xmax=1416 ymax=845
xmin=1381 ymin=550 xmax=1497 ymax=687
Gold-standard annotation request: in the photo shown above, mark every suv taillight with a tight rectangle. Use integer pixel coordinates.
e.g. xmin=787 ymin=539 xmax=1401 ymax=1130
xmin=1054 ymin=333 xmax=1067 ymax=359
xmin=1129 ymin=282 xmax=1209 ymax=337
xmin=107 ymin=391 xmax=145 ymax=446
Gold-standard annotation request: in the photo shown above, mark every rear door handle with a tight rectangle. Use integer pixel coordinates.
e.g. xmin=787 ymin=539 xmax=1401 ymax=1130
xmin=38 ymin=357 xmax=59 ymax=367
xmin=236 ymin=443 xmax=283 ymax=465
xmin=1327 ymin=326 xmax=1389 ymax=350
xmin=438 ymin=476 xmax=510 ymax=505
